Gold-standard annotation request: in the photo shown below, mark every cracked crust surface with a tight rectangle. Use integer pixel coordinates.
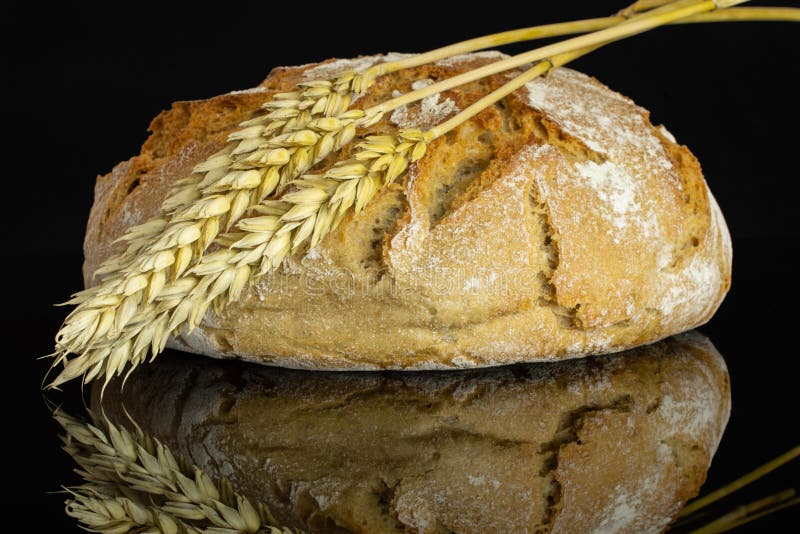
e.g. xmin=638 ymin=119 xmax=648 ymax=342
xmin=83 ymin=53 xmax=732 ymax=369
xmin=95 ymin=331 xmax=731 ymax=533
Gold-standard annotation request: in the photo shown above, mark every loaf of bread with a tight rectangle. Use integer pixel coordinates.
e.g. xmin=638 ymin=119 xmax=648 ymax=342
xmin=96 ymin=331 xmax=730 ymax=533
xmin=83 ymin=52 xmax=732 ymax=369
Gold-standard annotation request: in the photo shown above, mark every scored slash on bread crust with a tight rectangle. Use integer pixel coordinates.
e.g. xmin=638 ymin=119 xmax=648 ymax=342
xmin=83 ymin=53 xmax=732 ymax=370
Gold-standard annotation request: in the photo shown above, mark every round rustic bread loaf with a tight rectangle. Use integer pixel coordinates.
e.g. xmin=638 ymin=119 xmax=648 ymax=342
xmin=83 ymin=52 xmax=732 ymax=369
xmin=95 ymin=331 xmax=730 ymax=533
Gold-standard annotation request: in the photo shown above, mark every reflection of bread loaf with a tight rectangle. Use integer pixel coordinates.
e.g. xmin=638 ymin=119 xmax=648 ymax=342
xmin=96 ymin=332 xmax=730 ymax=533
xmin=83 ymin=52 xmax=731 ymax=370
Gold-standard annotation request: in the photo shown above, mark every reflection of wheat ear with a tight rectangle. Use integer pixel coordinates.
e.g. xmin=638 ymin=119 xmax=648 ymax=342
xmin=57 ymin=409 xmax=296 ymax=533
xmin=49 ymin=0 xmax=800 ymax=389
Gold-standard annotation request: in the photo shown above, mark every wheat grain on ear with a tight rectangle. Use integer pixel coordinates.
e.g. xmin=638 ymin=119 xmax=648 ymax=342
xmin=56 ymin=409 xmax=298 ymax=534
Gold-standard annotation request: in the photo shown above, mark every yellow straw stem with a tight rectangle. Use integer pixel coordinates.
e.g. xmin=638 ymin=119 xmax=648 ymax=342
xmin=370 ymin=17 xmax=618 ymax=78
xmin=620 ymin=0 xmax=677 ymax=17
xmin=689 ymin=489 xmax=798 ymax=534
xmin=679 ymin=444 xmax=800 ymax=517
xmin=425 ymin=46 xmax=594 ymax=141
xmin=682 ymin=7 xmax=800 ymax=23
xmin=367 ymin=0 xmax=746 ymax=118
xmin=368 ymin=0 xmax=664 ymax=78
xmin=371 ymin=2 xmax=799 ymax=80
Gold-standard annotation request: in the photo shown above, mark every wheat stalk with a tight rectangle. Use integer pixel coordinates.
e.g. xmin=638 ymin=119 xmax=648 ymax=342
xmin=361 ymin=0 xmax=746 ymax=119
xmin=48 ymin=0 xmax=800 ymax=389
xmin=56 ymin=409 xmax=297 ymax=534
xmin=350 ymin=3 xmax=800 ymax=91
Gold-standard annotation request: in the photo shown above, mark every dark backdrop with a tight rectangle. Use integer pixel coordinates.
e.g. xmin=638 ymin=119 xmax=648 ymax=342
xmin=5 ymin=1 xmax=798 ymax=531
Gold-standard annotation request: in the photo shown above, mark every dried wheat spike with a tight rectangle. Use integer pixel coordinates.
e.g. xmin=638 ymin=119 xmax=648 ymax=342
xmin=57 ymin=409 xmax=296 ymax=533
xmin=50 ymin=129 xmax=425 ymax=388
xmin=51 ymin=68 xmax=383 ymax=388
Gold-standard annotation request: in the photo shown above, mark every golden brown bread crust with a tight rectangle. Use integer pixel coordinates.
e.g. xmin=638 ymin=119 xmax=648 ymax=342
xmin=83 ymin=53 xmax=732 ymax=369
xmin=95 ymin=331 xmax=731 ymax=533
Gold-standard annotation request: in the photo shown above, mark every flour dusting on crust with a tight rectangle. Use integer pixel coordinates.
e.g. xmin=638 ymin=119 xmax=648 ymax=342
xmin=592 ymin=477 xmax=674 ymax=534
xmin=575 ymin=160 xmax=643 ymax=235
xmin=226 ymin=86 xmax=268 ymax=95
xmin=526 ymin=69 xmax=672 ymax=172
xmin=302 ymin=56 xmax=381 ymax=80
xmin=656 ymin=187 xmax=728 ymax=322
xmin=390 ymin=78 xmax=460 ymax=129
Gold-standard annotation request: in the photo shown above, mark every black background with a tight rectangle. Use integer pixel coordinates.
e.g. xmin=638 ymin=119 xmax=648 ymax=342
xmin=5 ymin=1 xmax=799 ymax=531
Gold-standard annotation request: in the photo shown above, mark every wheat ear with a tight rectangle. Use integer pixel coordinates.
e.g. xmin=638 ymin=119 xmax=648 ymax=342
xmin=50 ymin=127 xmax=428 ymax=390
xmin=52 ymin=12 xmax=569 ymax=386
xmin=56 ymin=409 xmax=296 ymax=534
xmin=50 ymin=71 xmax=385 ymax=385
